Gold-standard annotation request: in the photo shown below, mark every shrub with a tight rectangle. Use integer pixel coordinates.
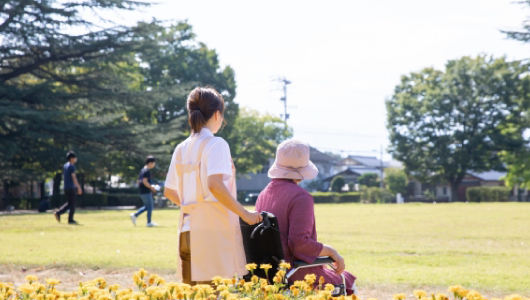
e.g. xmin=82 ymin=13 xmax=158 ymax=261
xmin=50 ymin=193 xmax=142 ymax=208
xmin=330 ymin=176 xmax=346 ymax=192
xmin=311 ymin=192 xmax=361 ymax=203
xmin=384 ymin=168 xmax=408 ymax=196
xmin=361 ymin=186 xmax=392 ymax=203
xmin=358 ymin=172 xmax=379 ymax=187
xmin=466 ymin=187 xmax=511 ymax=202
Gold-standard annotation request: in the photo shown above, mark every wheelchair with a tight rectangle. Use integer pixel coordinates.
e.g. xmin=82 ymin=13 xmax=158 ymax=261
xmin=240 ymin=211 xmax=347 ymax=297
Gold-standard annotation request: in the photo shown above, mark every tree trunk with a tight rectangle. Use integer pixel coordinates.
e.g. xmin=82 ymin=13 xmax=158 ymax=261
xmin=53 ymin=173 xmax=62 ymax=196
xmin=2 ymin=180 xmax=9 ymax=209
xmin=450 ymin=181 xmax=460 ymax=202
xmin=39 ymin=181 xmax=45 ymax=199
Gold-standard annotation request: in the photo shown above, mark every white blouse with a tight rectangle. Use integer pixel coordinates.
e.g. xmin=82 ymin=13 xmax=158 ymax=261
xmin=164 ymin=128 xmax=233 ymax=231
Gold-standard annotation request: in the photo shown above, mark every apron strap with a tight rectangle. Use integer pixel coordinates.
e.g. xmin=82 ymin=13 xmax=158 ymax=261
xmin=176 ymin=136 xmax=214 ymax=205
xmin=194 ymin=136 xmax=213 ymax=203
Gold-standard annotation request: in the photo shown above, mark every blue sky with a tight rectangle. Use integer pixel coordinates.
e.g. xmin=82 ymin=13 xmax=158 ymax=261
xmin=113 ymin=0 xmax=530 ymax=160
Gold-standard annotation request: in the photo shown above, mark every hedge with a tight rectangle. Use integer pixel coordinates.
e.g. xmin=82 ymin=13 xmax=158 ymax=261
xmin=360 ymin=187 xmax=392 ymax=203
xmin=310 ymin=192 xmax=361 ymax=203
xmin=101 ymin=187 xmax=139 ymax=194
xmin=466 ymin=186 xmax=511 ymax=202
xmin=48 ymin=193 xmax=143 ymax=208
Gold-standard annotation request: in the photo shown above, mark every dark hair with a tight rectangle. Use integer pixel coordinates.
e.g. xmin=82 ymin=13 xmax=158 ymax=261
xmin=187 ymin=87 xmax=225 ymax=133
xmin=66 ymin=151 xmax=76 ymax=160
xmin=145 ymin=155 xmax=156 ymax=164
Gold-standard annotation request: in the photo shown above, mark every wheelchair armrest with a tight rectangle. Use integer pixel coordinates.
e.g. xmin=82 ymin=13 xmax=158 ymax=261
xmin=293 ymin=256 xmax=335 ymax=268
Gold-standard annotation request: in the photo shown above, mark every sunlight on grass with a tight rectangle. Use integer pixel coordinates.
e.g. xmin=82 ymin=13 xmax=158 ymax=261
xmin=1 ymin=203 xmax=529 ymax=292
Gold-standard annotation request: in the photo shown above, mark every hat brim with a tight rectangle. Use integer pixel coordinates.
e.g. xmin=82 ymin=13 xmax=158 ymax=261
xmin=268 ymin=161 xmax=319 ymax=180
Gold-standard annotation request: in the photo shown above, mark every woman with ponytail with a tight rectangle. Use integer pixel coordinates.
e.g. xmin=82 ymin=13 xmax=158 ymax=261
xmin=164 ymin=87 xmax=262 ymax=284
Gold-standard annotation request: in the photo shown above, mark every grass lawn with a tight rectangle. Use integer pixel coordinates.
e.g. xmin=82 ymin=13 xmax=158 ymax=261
xmin=1 ymin=203 xmax=529 ymax=294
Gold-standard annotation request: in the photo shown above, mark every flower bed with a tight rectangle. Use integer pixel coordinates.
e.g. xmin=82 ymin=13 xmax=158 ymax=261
xmin=1 ymin=265 xmax=528 ymax=300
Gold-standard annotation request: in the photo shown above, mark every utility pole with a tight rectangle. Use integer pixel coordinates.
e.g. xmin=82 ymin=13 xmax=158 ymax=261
xmin=277 ymin=77 xmax=291 ymax=121
xmin=380 ymin=145 xmax=384 ymax=190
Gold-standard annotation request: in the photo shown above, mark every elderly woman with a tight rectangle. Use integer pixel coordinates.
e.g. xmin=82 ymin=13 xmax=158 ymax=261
xmin=255 ymin=139 xmax=357 ymax=295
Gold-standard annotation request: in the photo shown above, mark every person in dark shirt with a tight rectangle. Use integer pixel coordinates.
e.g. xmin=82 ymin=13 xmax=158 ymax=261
xmin=130 ymin=156 xmax=157 ymax=227
xmin=54 ymin=151 xmax=82 ymax=224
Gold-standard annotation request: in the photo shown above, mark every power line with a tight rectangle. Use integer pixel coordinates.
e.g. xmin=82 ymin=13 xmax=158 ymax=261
xmin=294 ymin=130 xmax=387 ymax=139
xmin=276 ymin=77 xmax=291 ymax=122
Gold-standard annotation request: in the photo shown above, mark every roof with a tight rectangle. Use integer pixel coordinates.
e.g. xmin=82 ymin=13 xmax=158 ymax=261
xmin=348 ymin=166 xmax=382 ymax=175
xmin=322 ymin=167 xmax=381 ymax=182
xmin=309 ymin=147 xmax=336 ymax=163
xmin=468 ymin=171 xmax=506 ymax=181
xmin=338 ymin=155 xmax=384 ymax=168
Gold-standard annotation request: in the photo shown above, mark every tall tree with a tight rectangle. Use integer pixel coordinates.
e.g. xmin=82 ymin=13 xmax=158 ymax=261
xmin=228 ymin=108 xmax=292 ymax=176
xmin=0 ymin=0 xmax=177 ymax=185
xmin=499 ymin=5 xmax=530 ymax=189
xmin=386 ymin=56 xmax=530 ymax=201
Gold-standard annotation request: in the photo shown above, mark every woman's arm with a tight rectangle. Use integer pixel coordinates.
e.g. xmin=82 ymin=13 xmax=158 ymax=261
xmin=164 ymin=187 xmax=180 ymax=206
xmin=319 ymin=245 xmax=345 ymax=275
xmin=208 ymin=174 xmax=262 ymax=225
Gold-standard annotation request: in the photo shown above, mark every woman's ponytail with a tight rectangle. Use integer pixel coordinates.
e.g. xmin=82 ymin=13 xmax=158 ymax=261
xmin=187 ymin=87 xmax=225 ymax=133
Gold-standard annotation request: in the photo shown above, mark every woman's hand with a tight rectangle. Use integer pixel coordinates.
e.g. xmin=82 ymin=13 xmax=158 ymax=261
xmin=330 ymin=250 xmax=346 ymax=275
xmin=242 ymin=210 xmax=262 ymax=225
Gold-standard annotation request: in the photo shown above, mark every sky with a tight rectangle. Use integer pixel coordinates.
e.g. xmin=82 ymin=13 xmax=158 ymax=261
xmin=111 ymin=0 xmax=530 ymax=160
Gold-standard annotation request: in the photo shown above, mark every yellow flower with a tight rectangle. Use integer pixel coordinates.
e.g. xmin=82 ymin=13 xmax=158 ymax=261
xmin=212 ymin=276 xmax=223 ymax=285
xmin=274 ymin=293 xmax=286 ymax=300
xmin=251 ymin=275 xmax=259 ymax=284
xmin=18 ymin=284 xmax=36 ymax=294
xmin=459 ymin=289 xmax=469 ymax=298
xmin=216 ymin=285 xmax=229 ymax=292
xmin=325 ymin=284 xmax=335 ymax=292
xmin=279 ymin=262 xmax=291 ymax=269
xmin=147 ymin=274 xmax=158 ymax=286
xmin=436 ymin=293 xmax=448 ymax=300
xmin=414 ymin=290 xmax=427 ymax=299
xmin=260 ymin=264 xmax=272 ymax=271
xmin=46 ymin=279 xmax=61 ymax=286
xmin=219 ymin=290 xmax=230 ymax=298
xmin=448 ymin=285 xmax=462 ymax=293
xmin=304 ymin=274 xmax=317 ymax=285
xmin=394 ymin=293 xmax=406 ymax=300
xmin=273 ymin=275 xmax=282 ymax=284
xmin=245 ymin=263 xmax=257 ymax=271
xmin=222 ymin=278 xmax=233 ymax=285
xmin=25 ymin=275 xmax=39 ymax=283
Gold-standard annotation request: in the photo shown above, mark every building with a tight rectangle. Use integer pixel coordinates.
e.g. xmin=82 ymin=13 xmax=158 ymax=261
xmin=323 ymin=155 xmax=388 ymax=190
xmin=408 ymin=170 xmax=510 ymax=202
xmin=236 ymin=146 xmax=337 ymax=195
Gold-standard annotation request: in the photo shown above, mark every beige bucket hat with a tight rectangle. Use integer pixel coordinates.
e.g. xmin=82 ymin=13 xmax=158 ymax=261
xmin=268 ymin=139 xmax=319 ymax=180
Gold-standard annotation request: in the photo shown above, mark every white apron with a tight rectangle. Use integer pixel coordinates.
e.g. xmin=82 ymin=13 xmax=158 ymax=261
xmin=174 ymin=136 xmax=247 ymax=282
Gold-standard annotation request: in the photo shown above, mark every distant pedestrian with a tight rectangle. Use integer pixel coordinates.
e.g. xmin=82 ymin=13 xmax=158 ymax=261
xmin=130 ymin=156 xmax=157 ymax=227
xmin=54 ymin=151 xmax=82 ymax=224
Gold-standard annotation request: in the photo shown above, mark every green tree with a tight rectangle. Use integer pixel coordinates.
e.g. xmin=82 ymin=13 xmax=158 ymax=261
xmin=330 ymin=176 xmax=345 ymax=192
xmin=387 ymin=56 xmax=530 ymax=201
xmin=384 ymin=168 xmax=408 ymax=196
xmin=229 ymin=108 xmax=292 ymax=176
xmin=358 ymin=173 xmax=379 ymax=188
xmin=499 ymin=7 xmax=530 ymax=189
xmin=0 ymin=0 xmax=171 ymax=186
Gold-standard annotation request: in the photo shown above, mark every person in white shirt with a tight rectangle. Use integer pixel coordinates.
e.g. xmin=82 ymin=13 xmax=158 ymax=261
xmin=164 ymin=87 xmax=262 ymax=285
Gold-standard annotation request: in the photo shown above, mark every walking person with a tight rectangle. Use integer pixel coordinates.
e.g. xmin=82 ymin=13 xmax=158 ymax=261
xmin=164 ymin=87 xmax=262 ymax=284
xmin=130 ymin=156 xmax=158 ymax=227
xmin=54 ymin=151 xmax=82 ymax=224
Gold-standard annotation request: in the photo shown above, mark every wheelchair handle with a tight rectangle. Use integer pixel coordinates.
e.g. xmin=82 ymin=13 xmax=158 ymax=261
xmin=250 ymin=212 xmax=272 ymax=239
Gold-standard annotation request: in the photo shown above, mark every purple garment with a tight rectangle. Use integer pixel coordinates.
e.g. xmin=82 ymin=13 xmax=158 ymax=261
xmin=255 ymin=179 xmax=356 ymax=288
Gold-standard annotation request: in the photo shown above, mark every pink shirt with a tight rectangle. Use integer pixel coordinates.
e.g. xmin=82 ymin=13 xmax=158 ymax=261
xmin=256 ymin=179 xmax=356 ymax=287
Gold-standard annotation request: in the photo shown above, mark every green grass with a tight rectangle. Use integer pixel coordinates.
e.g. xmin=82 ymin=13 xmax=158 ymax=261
xmin=1 ymin=203 xmax=529 ymax=293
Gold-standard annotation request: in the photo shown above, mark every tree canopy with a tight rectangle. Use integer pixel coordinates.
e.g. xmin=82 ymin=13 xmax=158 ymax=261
xmin=0 ymin=0 xmax=290 ymax=193
xmin=386 ymin=56 xmax=530 ymax=200
xmin=358 ymin=173 xmax=379 ymax=188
